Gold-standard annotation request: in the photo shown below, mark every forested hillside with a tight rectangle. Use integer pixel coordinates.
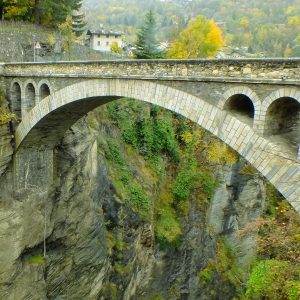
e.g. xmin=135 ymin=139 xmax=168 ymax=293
xmin=84 ymin=0 xmax=300 ymax=56
xmin=0 ymin=0 xmax=82 ymax=27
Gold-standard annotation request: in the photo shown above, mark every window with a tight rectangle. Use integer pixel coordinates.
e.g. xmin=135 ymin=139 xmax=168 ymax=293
xmin=106 ymin=35 xmax=109 ymax=38
xmin=97 ymin=41 xmax=100 ymax=46
xmin=98 ymin=34 xmax=100 ymax=38
xmin=106 ymin=41 xmax=109 ymax=46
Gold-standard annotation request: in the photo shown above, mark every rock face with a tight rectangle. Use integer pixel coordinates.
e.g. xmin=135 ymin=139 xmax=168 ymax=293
xmin=0 ymin=109 xmax=266 ymax=299
xmin=0 ymin=123 xmax=13 ymax=176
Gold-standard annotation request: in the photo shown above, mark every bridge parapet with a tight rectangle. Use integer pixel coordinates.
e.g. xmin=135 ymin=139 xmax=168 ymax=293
xmin=2 ymin=59 xmax=300 ymax=83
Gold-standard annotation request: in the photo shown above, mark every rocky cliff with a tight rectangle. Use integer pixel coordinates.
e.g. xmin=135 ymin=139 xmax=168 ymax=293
xmin=0 ymin=98 xmax=271 ymax=299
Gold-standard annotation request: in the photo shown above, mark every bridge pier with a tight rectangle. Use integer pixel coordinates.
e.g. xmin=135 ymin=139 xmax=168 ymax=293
xmin=13 ymin=148 xmax=53 ymax=193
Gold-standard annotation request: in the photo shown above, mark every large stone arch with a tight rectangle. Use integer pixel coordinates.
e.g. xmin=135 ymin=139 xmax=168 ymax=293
xmin=15 ymin=79 xmax=300 ymax=213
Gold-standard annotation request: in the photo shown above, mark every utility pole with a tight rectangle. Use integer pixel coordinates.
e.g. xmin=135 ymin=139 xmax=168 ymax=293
xmin=33 ymin=34 xmax=36 ymax=62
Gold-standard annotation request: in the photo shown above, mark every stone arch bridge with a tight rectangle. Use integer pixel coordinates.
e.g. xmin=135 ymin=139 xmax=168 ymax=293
xmin=1 ymin=59 xmax=300 ymax=213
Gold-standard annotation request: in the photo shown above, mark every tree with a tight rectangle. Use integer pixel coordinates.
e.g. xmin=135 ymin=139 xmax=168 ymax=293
xmin=134 ymin=10 xmax=164 ymax=59
xmin=3 ymin=0 xmax=32 ymax=21
xmin=2 ymin=0 xmax=83 ymax=27
xmin=71 ymin=9 xmax=86 ymax=37
xmin=58 ymin=15 xmax=75 ymax=60
xmin=167 ymin=15 xmax=225 ymax=59
xmin=110 ymin=41 xmax=122 ymax=54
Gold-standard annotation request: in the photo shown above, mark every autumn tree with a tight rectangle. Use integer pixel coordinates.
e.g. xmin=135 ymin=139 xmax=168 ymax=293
xmin=134 ymin=10 xmax=164 ymax=59
xmin=58 ymin=15 xmax=75 ymax=60
xmin=167 ymin=15 xmax=225 ymax=59
xmin=110 ymin=41 xmax=122 ymax=54
xmin=2 ymin=0 xmax=82 ymax=27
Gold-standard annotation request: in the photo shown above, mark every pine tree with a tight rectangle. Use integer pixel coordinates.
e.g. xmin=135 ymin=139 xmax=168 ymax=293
xmin=134 ymin=10 xmax=164 ymax=59
xmin=71 ymin=8 xmax=86 ymax=37
xmin=0 ymin=0 xmax=4 ymax=20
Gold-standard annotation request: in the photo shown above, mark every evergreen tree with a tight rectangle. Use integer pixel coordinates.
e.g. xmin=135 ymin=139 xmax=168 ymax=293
xmin=72 ymin=8 xmax=86 ymax=37
xmin=0 ymin=0 xmax=4 ymax=20
xmin=134 ymin=11 xmax=164 ymax=59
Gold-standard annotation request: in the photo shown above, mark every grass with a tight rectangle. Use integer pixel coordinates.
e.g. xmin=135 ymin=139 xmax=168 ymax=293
xmin=25 ymin=255 xmax=45 ymax=266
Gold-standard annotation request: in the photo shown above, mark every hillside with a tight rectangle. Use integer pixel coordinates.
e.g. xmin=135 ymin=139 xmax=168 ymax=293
xmin=83 ymin=0 xmax=300 ymax=56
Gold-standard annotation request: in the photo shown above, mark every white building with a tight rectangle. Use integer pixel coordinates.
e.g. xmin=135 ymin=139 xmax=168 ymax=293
xmin=86 ymin=29 xmax=123 ymax=52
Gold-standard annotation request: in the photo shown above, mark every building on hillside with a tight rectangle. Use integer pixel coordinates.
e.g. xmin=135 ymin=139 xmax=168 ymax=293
xmin=86 ymin=29 xmax=123 ymax=52
xmin=216 ymin=46 xmax=265 ymax=58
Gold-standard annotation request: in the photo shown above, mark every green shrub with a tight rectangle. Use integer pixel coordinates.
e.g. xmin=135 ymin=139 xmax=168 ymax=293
xmin=128 ymin=183 xmax=150 ymax=213
xmin=155 ymin=207 xmax=182 ymax=249
xmin=246 ymin=259 xmax=300 ymax=300
xmin=172 ymin=167 xmax=197 ymax=202
xmin=154 ymin=118 xmax=180 ymax=162
xmin=198 ymin=240 xmax=245 ymax=296
xmin=106 ymin=140 xmax=125 ymax=166
xmin=0 ymin=87 xmax=15 ymax=125
xmin=101 ymin=282 xmax=118 ymax=300
xmin=198 ymin=263 xmax=214 ymax=284
xmin=199 ymin=171 xmax=218 ymax=202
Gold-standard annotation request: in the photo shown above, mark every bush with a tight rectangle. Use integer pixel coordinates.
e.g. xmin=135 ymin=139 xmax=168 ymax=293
xmin=0 ymin=87 xmax=15 ymax=125
xmin=246 ymin=260 xmax=300 ymax=300
xmin=155 ymin=207 xmax=182 ymax=249
xmin=172 ymin=167 xmax=198 ymax=202
xmin=128 ymin=183 xmax=150 ymax=213
xmin=198 ymin=240 xmax=245 ymax=296
xmin=101 ymin=282 xmax=118 ymax=300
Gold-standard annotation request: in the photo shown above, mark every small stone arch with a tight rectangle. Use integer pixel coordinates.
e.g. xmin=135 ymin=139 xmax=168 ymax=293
xmin=261 ymin=88 xmax=300 ymax=119
xmin=261 ymin=88 xmax=300 ymax=156
xmin=221 ymin=87 xmax=260 ymax=126
xmin=37 ymin=80 xmax=52 ymax=102
xmin=24 ymin=80 xmax=37 ymax=113
xmin=10 ymin=80 xmax=22 ymax=120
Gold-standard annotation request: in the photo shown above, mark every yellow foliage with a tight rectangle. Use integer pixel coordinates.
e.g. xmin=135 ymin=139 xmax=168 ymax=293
xmin=0 ymin=110 xmax=15 ymax=125
xmin=47 ymin=34 xmax=56 ymax=46
xmin=288 ymin=16 xmax=300 ymax=29
xmin=180 ymin=131 xmax=193 ymax=144
xmin=285 ymin=6 xmax=297 ymax=15
xmin=110 ymin=41 xmax=122 ymax=54
xmin=167 ymin=15 xmax=225 ymax=59
xmin=58 ymin=16 xmax=76 ymax=56
xmin=239 ymin=17 xmax=250 ymax=27
xmin=207 ymin=140 xmax=238 ymax=166
xmin=251 ymin=8 xmax=264 ymax=18
xmin=284 ymin=46 xmax=293 ymax=57
xmin=239 ymin=164 xmax=257 ymax=176
xmin=0 ymin=87 xmax=15 ymax=124
xmin=3 ymin=0 xmax=32 ymax=19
